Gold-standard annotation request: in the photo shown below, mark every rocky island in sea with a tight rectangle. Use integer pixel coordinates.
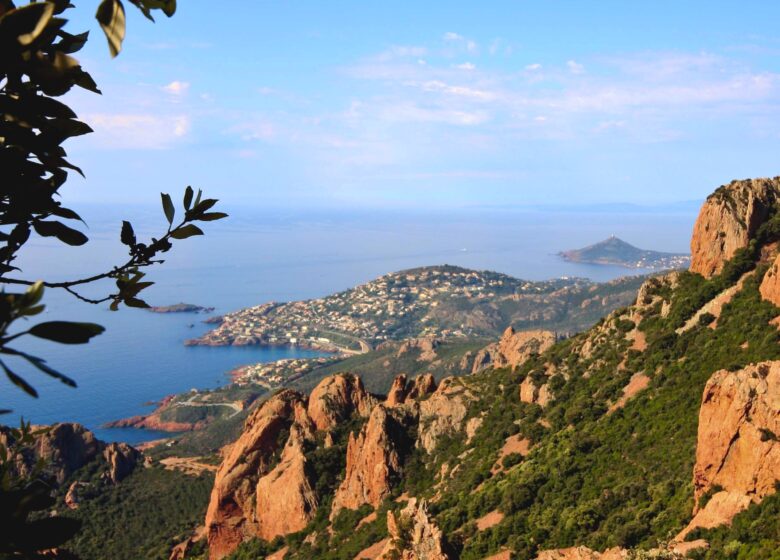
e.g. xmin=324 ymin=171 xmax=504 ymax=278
xmin=559 ymin=235 xmax=690 ymax=269
xmin=147 ymin=303 xmax=216 ymax=314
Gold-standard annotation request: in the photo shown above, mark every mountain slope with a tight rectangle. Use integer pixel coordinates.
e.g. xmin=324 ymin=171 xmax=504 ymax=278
xmin=186 ymin=177 xmax=780 ymax=560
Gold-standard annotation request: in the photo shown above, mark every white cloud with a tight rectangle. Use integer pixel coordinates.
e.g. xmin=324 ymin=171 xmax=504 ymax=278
xmin=162 ymin=80 xmax=190 ymax=95
xmin=466 ymin=40 xmax=478 ymax=53
xmin=85 ymin=113 xmax=191 ymax=149
xmin=454 ymin=62 xmax=476 ymax=70
xmin=380 ymin=104 xmax=489 ymax=126
xmin=567 ymin=60 xmax=585 ymax=74
xmin=420 ymin=80 xmax=496 ymax=101
xmin=443 ymin=32 xmax=463 ymax=41
xmin=525 ymin=63 xmax=542 ymax=71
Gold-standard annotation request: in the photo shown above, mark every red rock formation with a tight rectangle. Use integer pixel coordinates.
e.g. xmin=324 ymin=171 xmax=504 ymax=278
xmin=331 ymin=405 xmax=408 ymax=517
xmin=103 ymin=442 xmax=141 ymax=484
xmin=0 ymin=422 xmax=134 ymax=486
xmin=408 ymin=374 xmax=437 ymax=400
xmin=470 ymin=328 xmax=556 ymax=373
xmin=307 ymin=373 xmax=374 ymax=432
xmin=380 ymin=498 xmax=450 ymax=560
xmin=534 ymin=548 xmax=627 ymax=560
xmin=386 ymin=374 xmax=409 ymax=406
xmin=689 ymin=177 xmax=780 ymax=278
xmin=677 ymin=361 xmax=779 ymax=540
xmin=255 ymin=425 xmax=318 ymax=540
xmin=417 ymin=378 xmax=472 ymax=454
xmin=205 ymin=390 xmax=305 ymax=559
xmin=759 ymin=253 xmax=780 ymax=307
xmin=386 ymin=373 xmax=438 ymax=407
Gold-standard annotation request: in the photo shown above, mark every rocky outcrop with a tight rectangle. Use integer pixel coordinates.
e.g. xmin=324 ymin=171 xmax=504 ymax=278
xmin=205 ymin=390 xmax=307 ymax=559
xmin=386 ymin=374 xmax=409 ymax=407
xmin=470 ymin=328 xmax=556 ymax=373
xmin=386 ymin=374 xmax=438 ymax=407
xmin=307 ymin=373 xmax=375 ymax=432
xmin=255 ymin=425 xmax=318 ymax=540
xmin=759 ymin=253 xmax=780 ymax=307
xmin=519 ymin=376 xmax=553 ymax=407
xmin=690 ymin=177 xmax=780 ymax=278
xmin=0 ymin=422 xmax=140 ymax=487
xmin=381 ymin=498 xmax=450 ymax=560
xmin=331 ymin=405 xmax=412 ymax=517
xmin=409 ymin=374 xmax=437 ymax=400
xmin=103 ymin=442 xmax=142 ymax=484
xmin=417 ymin=378 xmax=473 ymax=454
xmin=677 ymin=361 xmax=779 ymax=539
xmin=535 ymin=547 xmax=628 ymax=560
xmin=397 ymin=338 xmax=441 ymax=362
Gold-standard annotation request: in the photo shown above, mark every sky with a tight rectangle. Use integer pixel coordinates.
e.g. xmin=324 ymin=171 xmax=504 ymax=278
xmin=60 ymin=0 xmax=780 ymax=210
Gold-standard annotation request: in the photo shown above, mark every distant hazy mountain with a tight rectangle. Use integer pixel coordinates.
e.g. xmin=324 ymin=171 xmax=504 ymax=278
xmin=559 ymin=235 xmax=690 ymax=269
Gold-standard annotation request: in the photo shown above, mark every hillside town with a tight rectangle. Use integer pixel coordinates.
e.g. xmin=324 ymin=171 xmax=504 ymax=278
xmin=186 ymin=265 xmax=607 ymax=352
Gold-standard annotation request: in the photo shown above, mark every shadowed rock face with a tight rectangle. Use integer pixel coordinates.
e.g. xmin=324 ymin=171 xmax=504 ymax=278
xmin=678 ymin=361 xmax=780 ymax=539
xmin=690 ymin=177 xmax=780 ymax=278
xmin=0 ymin=422 xmax=139 ymax=487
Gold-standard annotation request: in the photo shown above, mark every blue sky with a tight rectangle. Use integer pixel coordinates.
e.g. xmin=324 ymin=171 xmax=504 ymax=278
xmin=62 ymin=1 xmax=780 ymax=209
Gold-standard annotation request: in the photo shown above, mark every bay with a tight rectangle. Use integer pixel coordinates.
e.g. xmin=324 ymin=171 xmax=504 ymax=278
xmin=2 ymin=204 xmax=696 ymax=443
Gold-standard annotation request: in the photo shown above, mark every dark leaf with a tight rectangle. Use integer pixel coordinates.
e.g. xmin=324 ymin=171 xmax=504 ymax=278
xmin=120 ymin=220 xmax=136 ymax=246
xmin=170 ymin=224 xmax=204 ymax=239
xmin=1 ymin=362 xmax=38 ymax=398
xmin=33 ymin=220 xmax=88 ymax=246
xmin=29 ymin=321 xmax=105 ymax=344
xmin=183 ymin=185 xmax=193 ymax=210
xmin=56 ymin=30 xmax=90 ymax=54
xmin=197 ymin=212 xmax=228 ymax=221
xmin=161 ymin=192 xmax=175 ymax=225
xmin=95 ymin=0 xmax=126 ymax=57
xmin=124 ymin=297 xmax=150 ymax=308
xmin=1 ymin=2 xmax=54 ymax=46
xmin=2 ymin=349 xmax=78 ymax=388
xmin=49 ymin=205 xmax=84 ymax=223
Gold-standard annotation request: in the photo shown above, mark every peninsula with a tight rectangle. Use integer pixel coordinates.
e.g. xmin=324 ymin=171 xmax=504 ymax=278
xmin=186 ymin=264 xmax=646 ymax=353
xmin=559 ymin=235 xmax=690 ymax=269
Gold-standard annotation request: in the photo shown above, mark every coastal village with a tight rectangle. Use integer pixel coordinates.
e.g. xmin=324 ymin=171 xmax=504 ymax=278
xmin=187 ymin=265 xmax=597 ymax=353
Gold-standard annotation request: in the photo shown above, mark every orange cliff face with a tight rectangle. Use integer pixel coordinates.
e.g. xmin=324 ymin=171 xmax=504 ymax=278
xmin=204 ymin=390 xmax=309 ymax=560
xmin=205 ymin=374 xmax=378 ymax=559
xmin=689 ymin=177 xmax=780 ymax=278
xmin=677 ymin=361 xmax=780 ymax=540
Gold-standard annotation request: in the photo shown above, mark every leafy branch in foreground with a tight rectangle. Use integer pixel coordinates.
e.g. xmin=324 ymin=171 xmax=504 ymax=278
xmin=0 ymin=0 xmax=226 ymax=404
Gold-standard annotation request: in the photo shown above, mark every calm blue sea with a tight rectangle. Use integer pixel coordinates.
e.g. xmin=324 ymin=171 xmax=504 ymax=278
xmin=2 ymin=204 xmax=697 ymax=444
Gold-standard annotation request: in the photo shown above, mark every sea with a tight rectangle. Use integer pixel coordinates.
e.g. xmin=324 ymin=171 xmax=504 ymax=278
xmin=3 ymin=203 xmax=697 ymax=444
